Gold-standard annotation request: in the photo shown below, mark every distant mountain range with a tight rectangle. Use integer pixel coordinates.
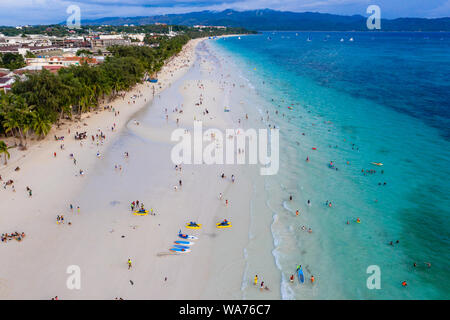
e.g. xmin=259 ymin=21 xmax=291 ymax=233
xmin=81 ymin=9 xmax=450 ymax=31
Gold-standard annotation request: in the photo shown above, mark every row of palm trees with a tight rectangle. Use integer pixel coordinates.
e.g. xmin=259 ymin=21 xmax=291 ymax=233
xmin=0 ymin=34 xmax=191 ymax=153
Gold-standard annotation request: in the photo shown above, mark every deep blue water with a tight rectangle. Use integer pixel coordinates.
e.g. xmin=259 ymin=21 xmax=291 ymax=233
xmin=212 ymin=32 xmax=450 ymax=299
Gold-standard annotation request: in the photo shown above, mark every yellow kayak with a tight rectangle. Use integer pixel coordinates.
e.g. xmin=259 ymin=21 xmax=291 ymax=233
xmin=134 ymin=210 xmax=148 ymax=216
xmin=186 ymin=223 xmax=202 ymax=229
xmin=216 ymin=223 xmax=232 ymax=229
xmin=371 ymin=162 xmax=383 ymax=166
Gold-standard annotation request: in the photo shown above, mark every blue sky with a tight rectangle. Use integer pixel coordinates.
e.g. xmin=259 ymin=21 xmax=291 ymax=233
xmin=0 ymin=0 xmax=449 ymax=26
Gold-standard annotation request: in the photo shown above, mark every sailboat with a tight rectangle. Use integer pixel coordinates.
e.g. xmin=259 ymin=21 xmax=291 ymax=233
xmin=349 ymin=37 xmax=354 ymax=42
xmin=340 ymin=38 xmax=344 ymax=42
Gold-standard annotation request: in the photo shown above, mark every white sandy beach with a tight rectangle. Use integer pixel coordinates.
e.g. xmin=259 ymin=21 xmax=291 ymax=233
xmin=0 ymin=36 xmax=281 ymax=299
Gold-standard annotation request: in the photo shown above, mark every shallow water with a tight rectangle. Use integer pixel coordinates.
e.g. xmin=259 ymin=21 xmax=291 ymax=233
xmin=210 ymin=32 xmax=450 ymax=299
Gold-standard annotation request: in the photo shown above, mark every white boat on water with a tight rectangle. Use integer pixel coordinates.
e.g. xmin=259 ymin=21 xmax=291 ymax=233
xmin=238 ymin=36 xmax=241 ymax=40
xmin=306 ymin=37 xmax=312 ymax=42
xmin=349 ymin=37 xmax=354 ymax=42
xmin=340 ymin=38 xmax=344 ymax=42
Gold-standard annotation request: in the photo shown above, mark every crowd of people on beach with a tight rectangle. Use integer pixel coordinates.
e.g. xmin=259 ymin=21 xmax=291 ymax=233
xmin=1 ymin=231 xmax=26 ymax=243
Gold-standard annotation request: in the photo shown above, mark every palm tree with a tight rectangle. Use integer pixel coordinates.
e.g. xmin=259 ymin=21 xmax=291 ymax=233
xmin=1 ymin=94 xmax=33 ymax=147
xmin=0 ymin=140 xmax=11 ymax=165
xmin=2 ymin=113 xmax=19 ymax=138
xmin=32 ymin=113 xmax=52 ymax=139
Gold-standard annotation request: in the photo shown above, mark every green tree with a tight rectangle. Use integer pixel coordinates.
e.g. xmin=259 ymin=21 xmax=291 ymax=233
xmin=25 ymin=51 xmax=36 ymax=58
xmin=32 ymin=112 xmax=52 ymax=139
xmin=76 ymin=49 xmax=93 ymax=57
xmin=0 ymin=94 xmax=32 ymax=146
xmin=1 ymin=53 xmax=26 ymax=70
xmin=0 ymin=140 xmax=11 ymax=165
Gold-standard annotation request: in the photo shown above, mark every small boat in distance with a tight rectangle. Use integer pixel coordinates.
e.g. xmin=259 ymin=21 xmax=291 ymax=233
xmin=340 ymin=38 xmax=344 ymax=42
xmin=349 ymin=37 xmax=354 ymax=42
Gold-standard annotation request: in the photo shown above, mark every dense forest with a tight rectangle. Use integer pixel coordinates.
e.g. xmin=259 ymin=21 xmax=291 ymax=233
xmin=0 ymin=34 xmax=193 ymax=150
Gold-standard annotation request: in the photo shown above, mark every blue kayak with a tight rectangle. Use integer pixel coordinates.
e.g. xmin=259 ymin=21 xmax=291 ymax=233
xmin=173 ymin=244 xmax=190 ymax=249
xmin=178 ymin=231 xmax=198 ymax=240
xmin=169 ymin=247 xmax=191 ymax=253
xmin=175 ymin=240 xmax=190 ymax=244
xmin=297 ymin=267 xmax=305 ymax=284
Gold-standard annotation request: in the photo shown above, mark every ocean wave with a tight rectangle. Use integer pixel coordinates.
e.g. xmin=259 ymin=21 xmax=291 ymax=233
xmin=240 ymin=247 xmax=249 ymax=299
xmin=280 ymin=273 xmax=296 ymax=300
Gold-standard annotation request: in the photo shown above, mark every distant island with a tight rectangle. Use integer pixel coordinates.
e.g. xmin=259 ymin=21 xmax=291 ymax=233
xmin=78 ymin=9 xmax=450 ymax=32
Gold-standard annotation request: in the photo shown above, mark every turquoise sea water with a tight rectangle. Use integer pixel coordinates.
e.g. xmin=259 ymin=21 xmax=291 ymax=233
xmin=211 ymin=32 xmax=450 ymax=299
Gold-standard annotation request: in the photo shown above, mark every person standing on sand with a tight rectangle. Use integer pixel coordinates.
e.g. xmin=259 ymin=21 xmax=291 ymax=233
xmin=128 ymin=259 xmax=132 ymax=270
xmin=254 ymin=275 xmax=258 ymax=285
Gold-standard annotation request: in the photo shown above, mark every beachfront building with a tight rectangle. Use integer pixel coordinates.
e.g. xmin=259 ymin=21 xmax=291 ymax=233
xmin=0 ymin=34 xmax=91 ymax=56
xmin=90 ymin=35 xmax=131 ymax=51
xmin=0 ymin=45 xmax=59 ymax=56
xmin=0 ymin=34 xmax=59 ymax=55
xmin=25 ymin=56 xmax=99 ymax=69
